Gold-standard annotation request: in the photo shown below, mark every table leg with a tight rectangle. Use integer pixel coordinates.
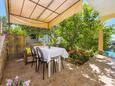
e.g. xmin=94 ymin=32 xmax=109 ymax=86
xmin=48 ymin=61 xmax=51 ymax=77
xmin=59 ymin=56 xmax=61 ymax=71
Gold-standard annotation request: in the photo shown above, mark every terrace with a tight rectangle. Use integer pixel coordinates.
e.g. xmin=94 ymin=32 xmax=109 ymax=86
xmin=0 ymin=0 xmax=115 ymax=86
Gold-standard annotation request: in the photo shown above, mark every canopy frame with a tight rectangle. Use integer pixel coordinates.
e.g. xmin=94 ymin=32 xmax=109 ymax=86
xmin=5 ymin=0 xmax=82 ymax=28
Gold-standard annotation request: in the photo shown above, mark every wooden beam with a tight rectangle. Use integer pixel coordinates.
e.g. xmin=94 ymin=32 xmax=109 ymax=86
xmin=44 ymin=0 xmax=67 ymax=21
xmin=49 ymin=0 xmax=80 ymax=22
xmin=98 ymin=30 xmax=103 ymax=54
xmin=10 ymin=13 xmax=48 ymax=23
xmin=7 ymin=0 xmax=10 ymax=24
xmin=10 ymin=15 xmax=49 ymax=28
xmin=29 ymin=0 xmax=40 ymax=18
xmin=20 ymin=0 xmax=25 ymax=15
xmin=49 ymin=0 xmax=82 ymax=27
xmin=29 ymin=0 xmax=59 ymax=14
xmin=100 ymin=13 xmax=115 ymax=23
xmin=37 ymin=0 xmax=54 ymax=19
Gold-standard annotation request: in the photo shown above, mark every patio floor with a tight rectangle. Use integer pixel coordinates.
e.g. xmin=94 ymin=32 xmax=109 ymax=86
xmin=1 ymin=55 xmax=115 ymax=86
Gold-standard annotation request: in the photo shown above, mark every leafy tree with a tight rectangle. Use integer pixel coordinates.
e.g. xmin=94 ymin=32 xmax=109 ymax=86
xmin=8 ymin=26 xmax=26 ymax=36
xmin=103 ymin=25 xmax=114 ymax=49
xmin=19 ymin=25 xmax=50 ymax=38
xmin=111 ymin=25 xmax=115 ymax=34
xmin=52 ymin=4 xmax=102 ymax=52
xmin=78 ymin=4 xmax=102 ymax=51
xmin=0 ymin=16 xmax=8 ymax=31
xmin=51 ymin=13 xmax=83 ymax=49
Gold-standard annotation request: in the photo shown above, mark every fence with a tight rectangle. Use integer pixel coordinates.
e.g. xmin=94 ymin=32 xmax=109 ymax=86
xmin=7 ymin=35 xmax=25 ymax=59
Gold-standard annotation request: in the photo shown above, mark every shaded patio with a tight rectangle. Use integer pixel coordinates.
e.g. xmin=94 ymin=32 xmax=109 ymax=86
xmin=1 ymin=55 xmax=115 ymax=86
xmin=0 ymin=0 xmax=114 ymax=85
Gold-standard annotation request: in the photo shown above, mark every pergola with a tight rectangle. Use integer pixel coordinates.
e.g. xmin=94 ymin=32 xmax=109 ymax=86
xmin=5 ymin=0 xmax=115 ymax=52
xmin=5 ymin=0 xmax=82 ymax=28
xmin=5 ymin=0 xmax=82 ymax=78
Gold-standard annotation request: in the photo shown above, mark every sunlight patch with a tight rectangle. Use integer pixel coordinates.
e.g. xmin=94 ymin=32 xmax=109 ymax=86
xmin=107 ymin=61 xmax=115 ymax=66
xmin=69 ymin=67 xmax=73 ymax=70
xmin=66 ymin=64 xmax=73 ymax=70
xmin=82 ymin=74 xmax=96 ymax=81
xmin=95 ymin=55 xmax=106 ymax=59
xmin=96 ymin=59 xmax=108 ymax=63
xmin=16 ymin=59 xmax=24 ymax=62
xmin=89 ymin=64 xmax=101 ymax=74
xmin=99 ymin=75 xmax=115 ymax=86
xmin=111 ymin=66 xmax=115 ymax=69
xmin=104 ymin=68 xmax=114 ymax=74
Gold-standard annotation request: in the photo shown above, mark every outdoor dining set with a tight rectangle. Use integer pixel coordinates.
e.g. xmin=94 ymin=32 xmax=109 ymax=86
xmin=24 ymin=45 xmax=69 ymax=80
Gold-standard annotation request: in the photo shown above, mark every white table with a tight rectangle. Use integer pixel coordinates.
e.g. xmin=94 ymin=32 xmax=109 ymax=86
xmin=34 ymin=46 xmax=69 ymax=77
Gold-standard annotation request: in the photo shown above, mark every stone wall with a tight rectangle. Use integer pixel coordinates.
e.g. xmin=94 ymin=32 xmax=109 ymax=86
xmin=0 ymin=35 xmax=7 ymax=82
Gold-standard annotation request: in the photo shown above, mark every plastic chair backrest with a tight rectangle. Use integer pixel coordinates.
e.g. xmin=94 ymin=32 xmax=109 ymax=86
xmin=36 ymin=47 xmax=44 ymax=61
xmin=30 ymin=46 xmax=37 ymax=59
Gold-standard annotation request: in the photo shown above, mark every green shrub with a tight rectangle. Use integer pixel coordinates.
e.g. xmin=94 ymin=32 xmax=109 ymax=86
xmin=69 ymin=49 xmax=94 ymax=65
xmin=8 ymin=26 xmax=26 ymax=36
